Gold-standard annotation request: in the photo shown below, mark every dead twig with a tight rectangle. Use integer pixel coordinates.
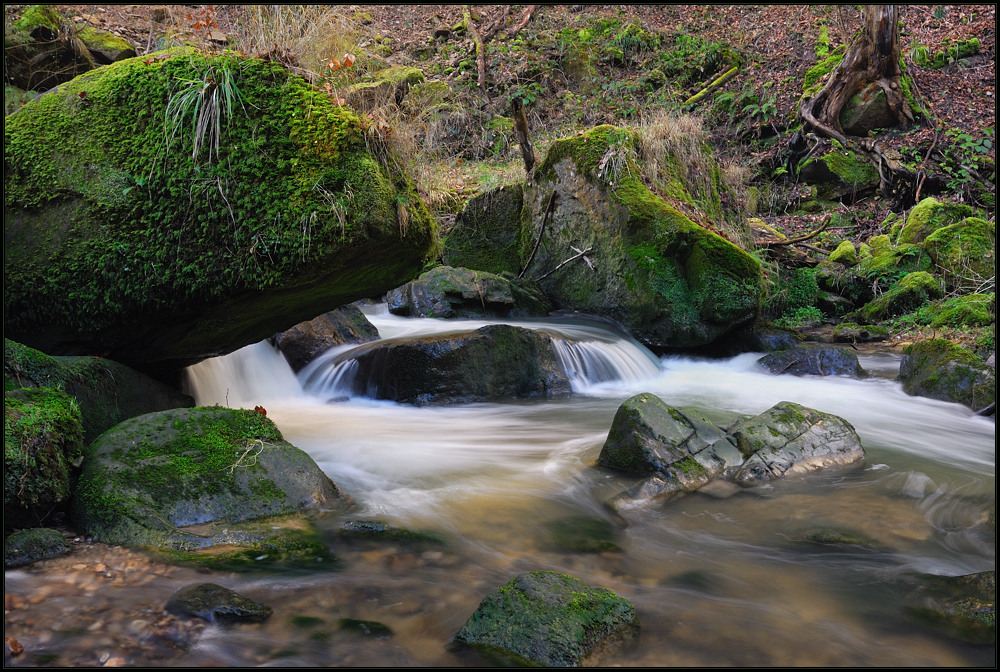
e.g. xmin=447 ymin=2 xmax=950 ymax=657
xmin=519 ymin=191 xmax=556 ymax=279
xmin=536 ymin=245 xmax=594 ymax=282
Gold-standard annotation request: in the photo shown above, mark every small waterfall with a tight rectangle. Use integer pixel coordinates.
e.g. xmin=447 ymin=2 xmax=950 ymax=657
xmin=185 ymin=340 xmax=303 ymax=407
xmin=298 ymin=344 xmax=364 ymax=400
xmin=550 ymin=335 xmax=661 ymax=390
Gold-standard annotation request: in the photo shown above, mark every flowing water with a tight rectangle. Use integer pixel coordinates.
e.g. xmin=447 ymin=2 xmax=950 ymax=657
xmin=6 ymin=306 xmax=995 ymax=666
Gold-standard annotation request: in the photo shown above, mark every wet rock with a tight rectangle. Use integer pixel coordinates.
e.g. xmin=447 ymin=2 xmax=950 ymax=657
xmin=271 ymin=304 xmax=380 ymax=372
xmin=454 ymin=570 xmax=638 ymax=667
xmin=899 ymin=339 xmax=995 ymax=411
xmin=4 ymin=528 xmax=72 ymax=569
xmin=386 ymin=266 xmax=549 ymax=319
xmin=72 ymin=407 xmax=347 ymax=568
xmin=747 ymin=326 xmax=800 ymax=352
xmin=902 ymin=571 xmax=995 ymax=645
xmin=757 ymin=344 xmax=867 ymax=377
xmin=338 ymin=618 xmax=393 ymax=638
xmin=727 ymin=401 xmax=866 ymax=486
xmin=346 ymin=324 xmax=570 ymax=405
xmin=337 ymin=520 xmax=444 ymax=546
xmin=543 ymin=515 xmax=621 ymax=553
xmin=832 ymin=322 xmax=889 ymax=344
xmin=165 ymin=583 xmax=272 ymax=624
xmin=598 ymin=394 xmax=740 ymax=501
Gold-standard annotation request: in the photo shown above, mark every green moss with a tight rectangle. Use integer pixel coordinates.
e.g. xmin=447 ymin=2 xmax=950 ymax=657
xmin=828 ymin=240 xmax=858 ymax=266
xmin=4 ymin=387 xmax=84 ymax=529
xmin=5 ymin=49 xmax=434 ymax=360
xmin=926 ymin=294 xmax=995 ymax=328
xmin=922 ymin=217 xmax=995 ymax=290
xmin=75 ymin=26 xmax=134 ymax=56
xmin=822 ymin=148 xmax=879 ymax=186
xmin=803 ymin=45 xmax=846 ymax=96
xmin=859 ymin=271 xmax=944 ymax=323
xmin=14 ymin=5 xmax=62 ymax=34
xmin=897 ymin=197 xmax=974 ymax=244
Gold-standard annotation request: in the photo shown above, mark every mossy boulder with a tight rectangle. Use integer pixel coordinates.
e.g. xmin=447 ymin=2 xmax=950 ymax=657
xmin=344 ymin=65 xmax=425 ymax=110
xmin=442 ymin=184 xmax=525 ymax=275
xmin=828 ymin=240 xmax=858 ymax=266
xmin=839 ymin=82 xmax=899 ymax=136
xmin=4 ymin=339 xmax=194 ymax=444
xmin=726 ymin=401 xmax=865 ymax=486
xmin=897 ymin=197 xmax=974 ymax=245
xmin=4 ymin=527 xmax=72 ymax=568
xmin=271 ymin=304 xmax=380 ymax=372
xmin=598 ymin=394 xmax=742 ymax=505
xmin=71 ymin=406 xmax=348 ymax=567
xmin=899 ymin=339 xmax=995 ymax=411
xmin=757 ymin=344 xmax=867 ymax=378
xmin=858 ymin=271 xmax=944 ymax=324
xmin=454 ymin=570 xmax=639 ymax=667
xmin=923 ymin=294 xmax=995 ymax=329
xmin=342 ymin=325 xmax=571 ymax=405
xmin=4 ymin=49 xmax=435 ymax=375
xmin=386 ymin=266 xmax=549 ymax=319
xmin=922 ymin=217 xmax=995 ymax=291
xmin=832 ymin=322 xmax=890 ymax=344
xmin=5 ymin=6 xmax=137 ymax=91
xmin=798 ymin=146 xmax=879 ymax=201
xmin=4 ymin=387 xmax=85 ymax=532
xmin=523 ymin=125 xmax=764 ymax=350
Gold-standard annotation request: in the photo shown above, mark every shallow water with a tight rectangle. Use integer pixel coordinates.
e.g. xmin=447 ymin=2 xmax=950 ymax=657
xmin=5 ymin=307 xmax=995 ymax=667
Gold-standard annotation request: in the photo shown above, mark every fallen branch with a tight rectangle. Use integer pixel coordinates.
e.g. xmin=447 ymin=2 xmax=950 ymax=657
xmin=507 ymin=5 xmax=537 ymax=38
xmin=683 ymin=65 xmax=739 ymax=107
xmin=518 ymin=191 xmax=555 ymax=279
xmin=512 ymin=97 xmax=535 ymax=174
xmin=462 ymin=5 xmax=487 ymax=92
xmin=759 ymin=217 xmax=831 ymax=248
xmin=536 ymin=245 xmax=594 ymax=282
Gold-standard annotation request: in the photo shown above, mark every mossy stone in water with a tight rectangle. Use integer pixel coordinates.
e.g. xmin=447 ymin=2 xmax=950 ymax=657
xmin=165 ymin=582 xmax=272 ymax=624
xmin=455 ymin=570 xmax=638 ymax=667
xmin=543 ymin=515 xmax=621 ymax=553
xmin=4 ymin=527 xmax=72 ymax=568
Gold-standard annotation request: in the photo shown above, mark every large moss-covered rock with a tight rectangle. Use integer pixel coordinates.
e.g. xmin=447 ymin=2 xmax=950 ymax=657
xmin=922 ymin=217 xmax=995 ymax=291
xmin=798 ymin=146 xmax=879 ymax=201
xmin=4 ymin=527 xmax=72 ymax=568
xmin=386 ymin=266 xmax=549 ymax=319
xmin=858 ymin=271 xmax=944 ymax=324
xmin=4 ymin=49 xmax=435 ymax=374
xmin=455 ymin=570 xmax=639 ymax=667
xmin=899 ymin=339 xmax=995 ymax=411
xmin=4 ymin=387 xmax=84 ymax=532
xmin=442 ymin=184 xmax=525 ymax=275
xmin=271 ymin=304 xmax=379 ymax=372
xmin=343 ymin=325 xmax=570 ymax=405
xmin=71 ymin=407 xmax=348 ymax=567
xmin=4 ymin=339 xmax=193 ymax=443
xmin=897 ymin=197 xmax=974 ymax=245
xmin=523 ymin=125 xmax=763 ymax=350
xmin=726 ymin=401 xmax=865 ymax=486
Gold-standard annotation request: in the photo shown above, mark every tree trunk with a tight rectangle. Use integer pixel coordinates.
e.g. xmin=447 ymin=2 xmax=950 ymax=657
xmin=799 ymin=5 xmax=913 ymax=146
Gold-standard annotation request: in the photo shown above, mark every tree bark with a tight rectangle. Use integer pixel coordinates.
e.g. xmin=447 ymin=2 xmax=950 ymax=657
xmin=798 ymin=5 xmax=913 ymax=146
xmin=512 ymin=98 xmax=535 ymax=174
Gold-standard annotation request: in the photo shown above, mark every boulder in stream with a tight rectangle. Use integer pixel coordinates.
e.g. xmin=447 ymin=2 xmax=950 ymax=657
xmin=601 ymin=396 xmax=866 ymax=507
xmin=898 ymin=339 xmax=995 ymax=412
xmin=454 ymin=570 xmax=639 ymax=666
xmin=345 ymin=324 xmax=571 ymax=405
xmin=271 ymin=304 xmax=380 ymax=372
xmin=757 ymin=344 xmax=867 ymax=378
xmin=4 ymin=528 xmax=72 ymax=569
xmin=72 ymin=406 xmax=349 ymax=570
xmin=165 ymin=583 xmax=273 ymax=624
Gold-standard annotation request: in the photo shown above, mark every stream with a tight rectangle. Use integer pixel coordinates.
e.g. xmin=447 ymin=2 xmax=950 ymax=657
xmin=5 ymin=305 xmax=995 ymax=666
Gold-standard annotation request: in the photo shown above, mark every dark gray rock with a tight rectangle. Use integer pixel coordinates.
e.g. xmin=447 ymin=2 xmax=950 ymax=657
xmin=899 ymin=339 xmax=995 ymax=411
xmin=757 ymin=344 xmax=867 ymax=377
xmin=165 ymin=583 xmax=273 ymax=623
xmin=271 ymin=304 xmax=379 ymax=372
xmin=443 ymin=184 xmax=525 ymax=276
xmin=4 ymin=528 xmax=72 ymax=569
xmin=346 ymin=324 xmax=570 ymax=405
xmin=455 ymin=570 xmax=639 ymax=667
xmin=386 ymin=266 xmax=549 ymax=319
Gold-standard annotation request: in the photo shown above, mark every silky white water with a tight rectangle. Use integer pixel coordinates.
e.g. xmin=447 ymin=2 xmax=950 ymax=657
xmin=10 ymin=308 xmax=989 ymax=667
xmin=166 ymin=306 xmax=996 ymax=666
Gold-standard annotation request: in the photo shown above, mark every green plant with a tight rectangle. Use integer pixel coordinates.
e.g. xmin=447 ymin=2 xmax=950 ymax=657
xmin=164 ymin=57 xmax=246 ymax=163
xmin=938 ymin=126 xmax=995 ymax=203
xmin=775 ymin=305 xmax=824 ymax=328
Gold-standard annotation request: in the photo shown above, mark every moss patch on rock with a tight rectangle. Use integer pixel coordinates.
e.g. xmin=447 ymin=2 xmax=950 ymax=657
xmin=897 ymin=196 xmax=974 ymax=244
xmin=858 ymin=271 xmax=944 ymax=324
xmin=899 ymin=339 xmax=995 ymax=410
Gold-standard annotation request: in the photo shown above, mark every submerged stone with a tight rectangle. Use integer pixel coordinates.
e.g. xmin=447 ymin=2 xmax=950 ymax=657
xmin=455 ymin=570 xmax=639 ymax=667
xmin=165 ymin=583 xmax=273 ymax=624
